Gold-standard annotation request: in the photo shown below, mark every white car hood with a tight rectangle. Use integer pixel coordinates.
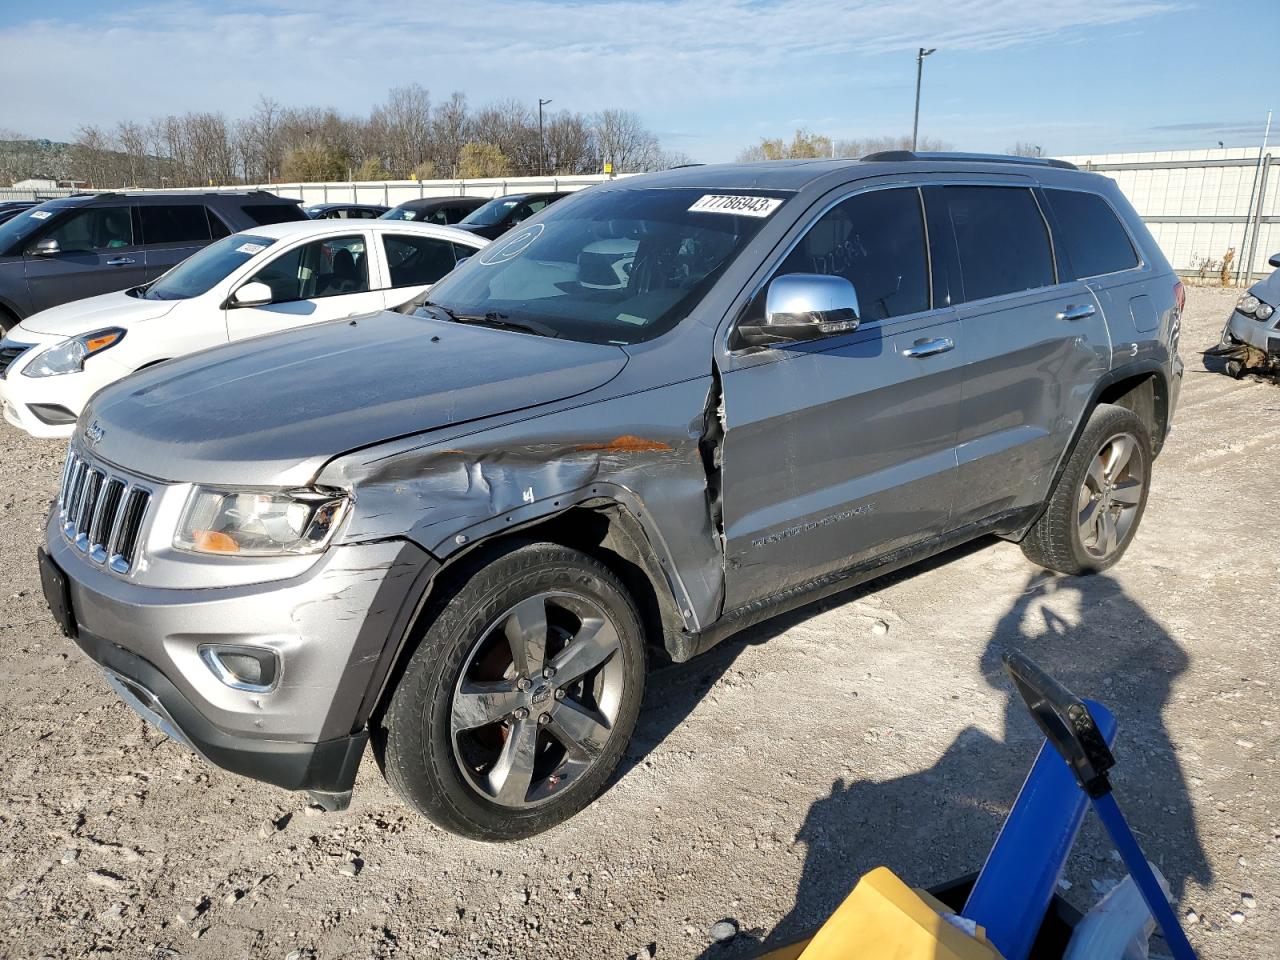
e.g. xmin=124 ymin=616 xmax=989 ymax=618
xmin=19 ymin=290 xmax=179 ymax=337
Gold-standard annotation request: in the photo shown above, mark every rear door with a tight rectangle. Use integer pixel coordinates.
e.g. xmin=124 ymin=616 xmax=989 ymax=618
xmin=930 ymin=184 xmax=1110 ymax=528
xmin=378 ymin=232 xmax=469 ymax=307
xmin=718 ymin=184 xmax=964 ymax=610
xmin=139 ymin=203 xmax=217 ymax=281
xmin=25 ymin=204 xmax=147 ymax=311
xmin=225 ymin=231 xmax=385 ymax=339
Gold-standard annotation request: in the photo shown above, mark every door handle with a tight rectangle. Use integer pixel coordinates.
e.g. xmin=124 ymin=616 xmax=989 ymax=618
xmin=106 ymin=257 xmax=135 ymax=266
xmin=1057 ymin=303 xmax=1096 ymax=322
xmin=902 ymin=336 xmax=955 ymax=358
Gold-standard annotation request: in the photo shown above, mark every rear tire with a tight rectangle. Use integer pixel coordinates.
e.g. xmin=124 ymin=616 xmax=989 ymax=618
xmin=379 ymin=541 xmax=646 ymax=841
xmin=1020 ymin=404 xmax=1152 ymax=575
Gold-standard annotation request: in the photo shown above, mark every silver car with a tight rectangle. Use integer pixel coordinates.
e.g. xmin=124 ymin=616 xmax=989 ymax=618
xmin=39 ymin=153 xmax=1183 ymax=840
xmin=1213 ymin=253 xmax=1280 ymax=377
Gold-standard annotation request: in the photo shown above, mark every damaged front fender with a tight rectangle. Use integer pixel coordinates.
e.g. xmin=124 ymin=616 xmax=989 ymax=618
xmin=316 ymin=377 xmax=725 ymax=632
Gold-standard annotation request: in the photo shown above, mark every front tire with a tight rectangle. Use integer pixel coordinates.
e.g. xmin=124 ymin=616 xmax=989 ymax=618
xmin=380 ymin=541 xmax=646 ymax=841
xmin=1020 ymin=404 xmax=1152 ymax=575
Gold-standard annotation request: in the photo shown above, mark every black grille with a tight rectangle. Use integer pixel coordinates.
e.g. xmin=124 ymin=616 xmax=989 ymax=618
xmin=58 ymin=450 xmax=152 ymax=573
xmin=0 ymin=341 xmax=33 ymax=379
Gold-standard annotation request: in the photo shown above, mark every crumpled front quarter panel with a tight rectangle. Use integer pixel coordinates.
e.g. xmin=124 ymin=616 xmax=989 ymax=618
xmin=320 ymin=378 xmax=724 ymax=629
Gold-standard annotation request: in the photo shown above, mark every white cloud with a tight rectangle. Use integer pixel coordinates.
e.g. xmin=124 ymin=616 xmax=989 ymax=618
xmin=0 ymin=0 xmax=1179 ymax=156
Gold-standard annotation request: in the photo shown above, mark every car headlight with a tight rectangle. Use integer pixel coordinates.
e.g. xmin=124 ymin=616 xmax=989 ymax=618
xmin=175 ymin=486 xmax=350 ymax=556
xmin=1237 ymin=294 xmax=1261 ymax=316
xmin=22 ymin=328 xmax=125 ymax=378
xmin=1256 ymin=302 xmax=1275 ymax=321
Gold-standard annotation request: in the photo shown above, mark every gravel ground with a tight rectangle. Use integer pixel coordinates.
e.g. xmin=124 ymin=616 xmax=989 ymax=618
xmin=0 ymin=285 xmax=1276 ymax=959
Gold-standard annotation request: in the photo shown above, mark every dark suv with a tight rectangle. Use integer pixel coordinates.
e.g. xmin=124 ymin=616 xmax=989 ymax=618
xmin=453 ymin=191 xmax=572 ymax=240
xmin=41 ymin=154 xmax=1182 ymax=840
xmin=0 ymin=191 xmax=305 ymax=330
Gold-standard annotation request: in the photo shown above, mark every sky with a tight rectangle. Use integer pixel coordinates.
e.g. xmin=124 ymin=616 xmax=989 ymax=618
xmin=1 ymin=0 xmax=1276 ymax=163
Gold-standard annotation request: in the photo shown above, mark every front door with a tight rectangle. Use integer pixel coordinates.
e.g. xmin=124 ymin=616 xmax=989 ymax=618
xmin=225 ymin=232 xmax=384 ymax=340
xmin=25 ymin=204 xmax=147 ymax=312
xmin=718 ymin=185 xmax=963 ymax=612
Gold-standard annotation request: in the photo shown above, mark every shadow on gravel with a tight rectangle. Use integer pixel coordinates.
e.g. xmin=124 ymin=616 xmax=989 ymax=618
xmin=696 ymin=570 xmax=1210 ymax=958
xmin=613 ymin=538 xmax=996 ymax=788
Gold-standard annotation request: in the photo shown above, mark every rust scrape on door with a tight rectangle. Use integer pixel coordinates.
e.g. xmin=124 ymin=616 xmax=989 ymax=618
xmin=575 ymin=435 xmax=673 ymax=453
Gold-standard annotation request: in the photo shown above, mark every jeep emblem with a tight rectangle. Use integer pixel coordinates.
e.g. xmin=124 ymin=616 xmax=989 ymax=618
xmin=84 ymin=420 xmax=105 ymax=445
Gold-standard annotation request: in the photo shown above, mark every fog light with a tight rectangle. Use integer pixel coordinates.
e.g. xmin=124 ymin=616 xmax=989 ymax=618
xmin=199 ymin=645 xmax=279 ymax=692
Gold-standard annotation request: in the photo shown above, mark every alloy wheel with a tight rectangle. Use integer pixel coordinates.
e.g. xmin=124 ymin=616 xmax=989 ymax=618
xmin=1076 ymin=431 xmax=1146 ymax=561
xmin=450 ymin=591 xmax=625 ymax=809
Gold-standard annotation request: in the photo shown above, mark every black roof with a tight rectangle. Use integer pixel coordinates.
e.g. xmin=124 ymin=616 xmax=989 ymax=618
xmin=391 ymin=195 xmax=486 ymax=210
xmin=304 ymin=201 xmax=389 ymax=211
xmin=51 ymin=190 xmax=300 ymax=206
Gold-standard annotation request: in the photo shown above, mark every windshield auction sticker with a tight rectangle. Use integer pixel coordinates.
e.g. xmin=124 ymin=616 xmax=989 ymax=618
xmin=689 ymin=194 xmax=783 ymax=217
xmin=236 ymin=242 xmax=267 ymax=255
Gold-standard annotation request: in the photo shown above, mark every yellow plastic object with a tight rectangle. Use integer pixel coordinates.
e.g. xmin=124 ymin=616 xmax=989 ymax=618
xmin=757 ymin=867 xmax=1005 ymax=960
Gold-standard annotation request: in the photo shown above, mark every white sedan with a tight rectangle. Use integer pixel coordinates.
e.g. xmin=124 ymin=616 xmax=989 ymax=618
xmin=0 ymin=219 xmax=487 ymax=438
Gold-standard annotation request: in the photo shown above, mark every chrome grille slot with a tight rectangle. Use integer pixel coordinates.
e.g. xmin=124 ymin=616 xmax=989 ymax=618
xmin=75 ymin=469 xmax=104 ymax=549
xmin=57 ymin=449 xmax=152 ymax=574
xmin=111 ymin=489 xmax=151 ymax=572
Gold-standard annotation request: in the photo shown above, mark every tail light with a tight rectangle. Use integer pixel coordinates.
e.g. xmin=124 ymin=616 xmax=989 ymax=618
xmin=1173 ymin=280 xmax=1185 ymax=316
xmin=1171 ymin=280 xmax=1185 ymax=358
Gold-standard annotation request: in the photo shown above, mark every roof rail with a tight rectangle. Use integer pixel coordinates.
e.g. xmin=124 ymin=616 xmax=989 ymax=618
xmin=861 ymin=150 xmax=1079 ymax=171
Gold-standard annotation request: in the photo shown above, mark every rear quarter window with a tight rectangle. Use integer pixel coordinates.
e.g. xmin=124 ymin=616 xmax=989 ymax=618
xmin=140 ymin=204 xmax=212 ymax=245
xmin=240 ymin=202 xmax=308 ymax=226
xmin=1045 ymin=188 xmax=1139 ymax=278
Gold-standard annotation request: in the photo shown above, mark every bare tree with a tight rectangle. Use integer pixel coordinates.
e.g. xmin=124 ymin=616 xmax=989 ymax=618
xmin=738 ymin=129 xmax=833 ymax=162
xmin=1006 ymin=140 xmax=1042 ymax=157
xmin=833 ymin=133 xmax=950 ymax=157
xmin=430 ymin=92 xmax=470 ymax=177
xmin=372 ymin=84 xmax=432 ymax=177
xmin=544 ymin=111 xmax=596 ymax=174
xmin=593 ymin=109 xmax=662 ymax=172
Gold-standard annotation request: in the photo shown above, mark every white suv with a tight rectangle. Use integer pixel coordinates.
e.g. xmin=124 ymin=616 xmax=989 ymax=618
xmin=0 ymin=220 xmax=487 ymax=438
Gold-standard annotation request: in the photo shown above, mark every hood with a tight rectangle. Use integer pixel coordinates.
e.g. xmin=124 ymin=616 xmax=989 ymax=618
xmin=1249 ymin=268 xmax=1280 ymax=306
xmin=82 ymin=311 xmax=629 ymax=486
xmin=21 ymin=290 xmax=178 ymax=337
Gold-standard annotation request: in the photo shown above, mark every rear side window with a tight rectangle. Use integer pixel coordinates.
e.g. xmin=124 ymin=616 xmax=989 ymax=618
xmin=140 ymin=204 xmax=211 ymax=245
xmin=772 ymin=187 xmax=930 ymax=321
xmin=382 ymin=234 xmax=458 ymax=287
xmin=940 ymin=186 xmax=1054 ymax=302
xmin=1045 ymin=189 xmax=1139 ymax=278
xmin=241 ymin=203 xmax=307 ymax=226
xmin=208 ymin=210 xmax=231 ymax=239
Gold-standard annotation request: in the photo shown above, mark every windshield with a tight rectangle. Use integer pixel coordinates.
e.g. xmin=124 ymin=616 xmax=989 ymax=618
xmin=417 ymin=187 xmax=789 ymax=345
xmin=141 ymin=233 xmax=277 ymax=301
xmin=381 ymin=205 xmax=419 ymax=221
xmin=459 ymin=197 xmax=521 ymax=227
xmin=0 ymin=203 xmax=69 ymax=256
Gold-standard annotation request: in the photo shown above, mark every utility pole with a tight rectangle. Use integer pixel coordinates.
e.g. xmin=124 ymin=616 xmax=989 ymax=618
xmin=538 ymin=98 xmax=553 ymax=176
xmin=1236 ymin=109 xmax=1273 ymax=285
xmin=912 ymin=47 xmax=936 ymax=151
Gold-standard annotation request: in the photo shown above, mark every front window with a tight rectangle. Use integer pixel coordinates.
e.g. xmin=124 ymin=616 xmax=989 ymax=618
xmin=459 ymin=197 xmax=522 ymax=227
xmin=141 ymin=233 xmax=277 ymax=301
xmin=250 ymin=234 xmax=369 ymax=302
xmin=420 ymin=187 xmax=789 ymax=345
xmin=46 ymin=206 xmax=134 ymax=252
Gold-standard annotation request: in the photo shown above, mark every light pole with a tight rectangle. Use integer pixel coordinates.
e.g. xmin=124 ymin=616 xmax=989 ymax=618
xmin=911 ymin=47 xmax=936 ymax=151
xmin=538 ymin=98 xmax=553 ymax=176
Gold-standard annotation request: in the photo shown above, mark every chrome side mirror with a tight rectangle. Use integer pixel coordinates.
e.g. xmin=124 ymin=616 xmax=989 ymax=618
xmin=31 ymin=238 xmax=60 ymax=256
xmin=739 ymin=273 xmax=861 ymax=347
xmin=229 ymin=281 xmax=273 ymax=308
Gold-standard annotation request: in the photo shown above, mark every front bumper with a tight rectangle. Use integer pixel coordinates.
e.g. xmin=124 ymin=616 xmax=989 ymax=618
xmin=42 ymin=519 xmax=435 ymax=794
xmin=1223 ymin=308 xmax=1280 ymax=353
xmin=0 ymin=345 xmax=132 ymax=439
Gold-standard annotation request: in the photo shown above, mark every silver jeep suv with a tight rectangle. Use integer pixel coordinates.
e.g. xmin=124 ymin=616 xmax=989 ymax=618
xmin=39 ymin=153 xmax=1183 ymax=840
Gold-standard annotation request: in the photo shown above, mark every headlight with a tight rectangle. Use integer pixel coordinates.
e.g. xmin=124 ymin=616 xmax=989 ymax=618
xmin=175 ymin=486 xmax=350 ymax=556
xmin=22 ymin=328 xmax=125 ymax=378
xmin=1237 ymin=294 xmax=1261 ymax=316
xmin=1256 ymin=302 xmax=1275 ymax=321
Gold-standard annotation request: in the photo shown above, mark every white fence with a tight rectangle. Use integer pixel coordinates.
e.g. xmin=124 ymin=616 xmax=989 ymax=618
xmin=0 ymin=175 xmax=619 ymax=207
xmin=1058 ymin=148 xmax=1277 ymax=283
